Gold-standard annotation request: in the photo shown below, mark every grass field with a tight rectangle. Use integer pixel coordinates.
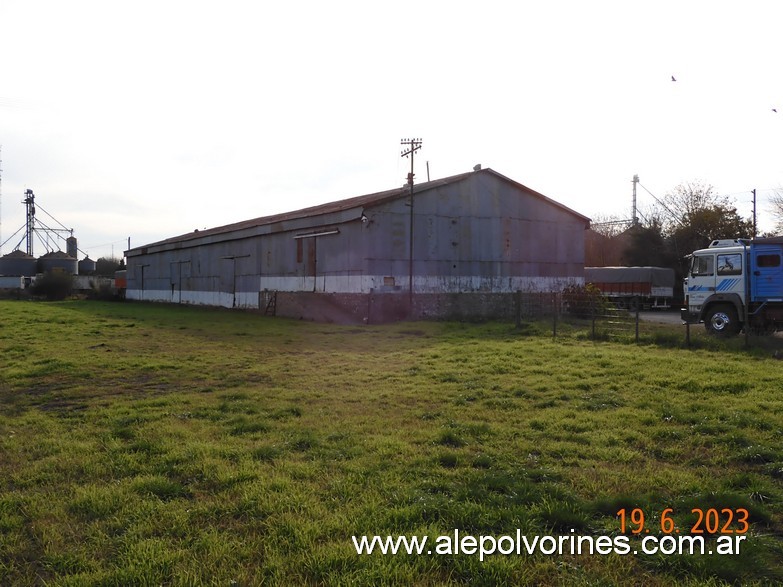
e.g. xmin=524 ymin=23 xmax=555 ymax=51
xmin=1 ymin=300 xmax=783 ymax=586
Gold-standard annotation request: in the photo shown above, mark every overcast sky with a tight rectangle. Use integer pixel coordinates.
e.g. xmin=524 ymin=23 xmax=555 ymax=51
xmin=1 ymin=0 xmax=781 ymax=260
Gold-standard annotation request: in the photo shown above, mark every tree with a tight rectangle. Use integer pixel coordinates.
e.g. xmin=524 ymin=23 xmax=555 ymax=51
xmin=655 ymin=181 xmax=753 ymax=257
xmin=658 ymin=181 xmax=726 ymax=228
xmin=95 ymin=257 xmax=124 ymax=277
xmin=589 ymin=214 xmax=629 ymax=238
xmin=31 ymin=271 xmax=73 ymax=300
xmin=622 ymin=218 xmax=676 ymax=267
xmin=586 ymin=214 xmax=631 ymax=266
xmin=769 ymin=190 xmax=783 ymax=235
xmin=669 ymin=204 xmax=753 ymax=260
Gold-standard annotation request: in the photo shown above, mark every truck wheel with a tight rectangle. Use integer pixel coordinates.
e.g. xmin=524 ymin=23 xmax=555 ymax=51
xmin=704 ymin=305 xmax=740 ymax=337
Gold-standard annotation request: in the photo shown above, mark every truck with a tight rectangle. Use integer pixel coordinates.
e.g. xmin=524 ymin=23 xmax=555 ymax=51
xmin=585 ymin=266 xmax=675 ymax=312
xmin=681 ymin=237 xmax=783 ymax=336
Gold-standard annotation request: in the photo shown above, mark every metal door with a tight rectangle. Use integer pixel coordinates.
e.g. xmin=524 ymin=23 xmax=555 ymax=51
xmin=752 ymin=245 xmax=783 ymax=300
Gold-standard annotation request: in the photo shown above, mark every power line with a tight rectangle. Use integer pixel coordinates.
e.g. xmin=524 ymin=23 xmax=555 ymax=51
xmin=637 ymin=181 xmax=684 ymax=226
xmin=81 ymin=238 xmax=128 ymax=249
xmin=0 ymin=223 xmax=25 ymax=250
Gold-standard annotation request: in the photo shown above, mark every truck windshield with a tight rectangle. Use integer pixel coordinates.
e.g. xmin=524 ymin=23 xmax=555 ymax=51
xmin=691 ymin=255 xmax=713 ymax=276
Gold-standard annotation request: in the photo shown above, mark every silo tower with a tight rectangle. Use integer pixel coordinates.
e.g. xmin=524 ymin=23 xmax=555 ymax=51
xmin=1 ymin=189 xmax=83 ymax=273
xmin=24 ymin=189 xmax=35 ymax=256
xmin=66 ymin=236 xmax=78 ymax=259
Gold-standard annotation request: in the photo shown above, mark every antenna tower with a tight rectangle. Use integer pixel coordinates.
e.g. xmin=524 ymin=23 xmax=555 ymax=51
xmin=632 ymin=174 xmax=640 ymax=225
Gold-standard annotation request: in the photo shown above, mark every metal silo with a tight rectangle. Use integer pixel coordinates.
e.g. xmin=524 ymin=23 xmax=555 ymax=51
xmin=66 ymin=236 xmax=78 ymax=259
xmin=78 ymin=256 xmax=97 ymax=275
xmin=0 ymin=250 xmax=38 ymax=276
xmin=38 ymin=251 xmax=78 ymax=275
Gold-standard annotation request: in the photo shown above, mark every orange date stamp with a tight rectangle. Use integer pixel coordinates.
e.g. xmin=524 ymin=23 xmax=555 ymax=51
xmin=617 ymin=508 xmax=749 ymax=535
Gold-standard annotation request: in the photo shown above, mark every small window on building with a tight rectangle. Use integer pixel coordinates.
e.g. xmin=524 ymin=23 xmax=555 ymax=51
xmin=691 ymin=255 xmax=714 ymax=276
xmin=296 ymin=239 xmax=303 ymax=263
xmin=717 ymin=253 xmax=742 ymax=275
xmin=757 ymin=254 xmax=781 ymax=268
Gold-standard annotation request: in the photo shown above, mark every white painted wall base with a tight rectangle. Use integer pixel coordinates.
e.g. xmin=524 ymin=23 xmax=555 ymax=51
xmin=126 ymin=275 xmax=583 ymax=309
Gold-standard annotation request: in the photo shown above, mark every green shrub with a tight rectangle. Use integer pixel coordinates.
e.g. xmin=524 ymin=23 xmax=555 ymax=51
xmin=87 ymin=280 xmax=118 ymax=301
xmin=30 ymin=271 xmax=73 ymax=300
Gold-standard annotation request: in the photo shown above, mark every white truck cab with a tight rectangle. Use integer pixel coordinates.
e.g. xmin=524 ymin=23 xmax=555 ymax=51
xmin=682 ymin=237 xmax=783 ymax=335
xmin=682 ymin=239 xmax=747 ymax=335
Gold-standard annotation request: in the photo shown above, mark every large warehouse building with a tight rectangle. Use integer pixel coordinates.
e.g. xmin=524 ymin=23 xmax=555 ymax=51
xmin=125 ymin=167 xmax=590 ymax=322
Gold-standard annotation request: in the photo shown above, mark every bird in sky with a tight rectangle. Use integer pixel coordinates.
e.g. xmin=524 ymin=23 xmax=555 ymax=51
xmin=671 ymin=75 xmax=677 ymax=82
xmin=773 ymin=108 xmax=778 ymax=113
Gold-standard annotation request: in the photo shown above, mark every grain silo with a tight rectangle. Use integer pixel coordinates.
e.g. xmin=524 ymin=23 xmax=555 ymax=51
xmin=0 ymin=250 xmax=38 ymax=276
xmin=38 ymin=251 xmax=78 ymax=275
xmin=78 ymin=256 xmax=97 ymax=275
xmin=66 ymin=237 xmax=78 ymax=259
xmin=2 ymin=189 xmax=86 ymax=276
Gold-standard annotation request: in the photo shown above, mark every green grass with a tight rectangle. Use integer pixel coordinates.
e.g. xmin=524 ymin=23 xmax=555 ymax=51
xmin=1 ymin=300 xmax=783 ymax=585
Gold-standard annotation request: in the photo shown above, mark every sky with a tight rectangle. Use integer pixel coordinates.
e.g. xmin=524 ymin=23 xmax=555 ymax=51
xmin=1 ymin=0 xmax=782 ymax=260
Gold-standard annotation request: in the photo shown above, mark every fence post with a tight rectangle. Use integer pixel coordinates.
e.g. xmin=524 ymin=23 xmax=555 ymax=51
xmin=515 ymin=289 xmax=522 ymax=329
xmin=744 ymin=310 xmax=749 ymax=348
xmin=635 ymin=306 xmax=640 ymax=343
xmin=552 ymin=292 xmax=558 ymax=338
xmin=591 ymin=295 xmax=596 ymax=339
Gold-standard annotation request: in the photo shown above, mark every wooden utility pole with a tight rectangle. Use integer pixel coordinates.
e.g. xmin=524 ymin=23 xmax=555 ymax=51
xmin=400 ymin=138 xmax=422 ymax=315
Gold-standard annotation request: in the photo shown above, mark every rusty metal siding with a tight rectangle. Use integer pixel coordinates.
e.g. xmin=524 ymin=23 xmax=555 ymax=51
xmin=126 ymin=169 xmax=587 ymax=304
xmin=410 ymin=173 xmax=584 ymax=287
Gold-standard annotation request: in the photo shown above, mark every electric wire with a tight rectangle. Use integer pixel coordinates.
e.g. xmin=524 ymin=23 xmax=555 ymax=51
xmin=637 ymin=182 xmax=684 ymax=226
xmin=35 ymin=202 xmax=72 ymax=232
xmin=0 ymin=224 xmax=25 ymax=250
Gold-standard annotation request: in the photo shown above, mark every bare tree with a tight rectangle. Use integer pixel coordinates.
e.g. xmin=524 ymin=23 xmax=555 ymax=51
xmin=589 ymin=213 xmax=630 ymax=238
xmin=584 ymin=214 xmax=632 ymax=266
xmin=768 ymin=190 xmax=783 ymax=234
xmin=658 ymin=181 xmax=729 ymax=232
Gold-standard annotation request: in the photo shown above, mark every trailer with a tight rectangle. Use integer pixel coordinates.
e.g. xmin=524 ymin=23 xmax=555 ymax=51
xmin=114 ymin=270 xmax=127 ymax=299
xmin=682 ymin=237 xmax=783 ymax=336
xmin=585 ymin=266 xmax=675 ymax=311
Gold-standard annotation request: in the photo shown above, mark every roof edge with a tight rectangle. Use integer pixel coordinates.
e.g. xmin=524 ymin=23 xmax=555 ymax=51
xmin=127 ymin=167 xmax=590 ymax=253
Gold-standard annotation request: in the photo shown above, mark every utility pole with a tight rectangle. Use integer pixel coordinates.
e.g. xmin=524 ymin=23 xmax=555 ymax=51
xmin=401 ymin=138 xmax=422 ymax=315
xmin=632 ymin=174 xmax=640 ymax=226
xmin=752 ymin=188 xmax=757 ymax=238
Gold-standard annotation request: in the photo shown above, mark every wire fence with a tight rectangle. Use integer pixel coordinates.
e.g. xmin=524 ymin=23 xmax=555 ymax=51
xmin=513 ymin=291 xmax=783 ymax=352
xmin=514 ymin=291 xmax=644 ymax=342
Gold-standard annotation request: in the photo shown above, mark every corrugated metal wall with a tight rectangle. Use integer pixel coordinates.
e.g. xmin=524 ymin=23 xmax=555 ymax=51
xmin=126 ymin=171 xmax=586 ymax=308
